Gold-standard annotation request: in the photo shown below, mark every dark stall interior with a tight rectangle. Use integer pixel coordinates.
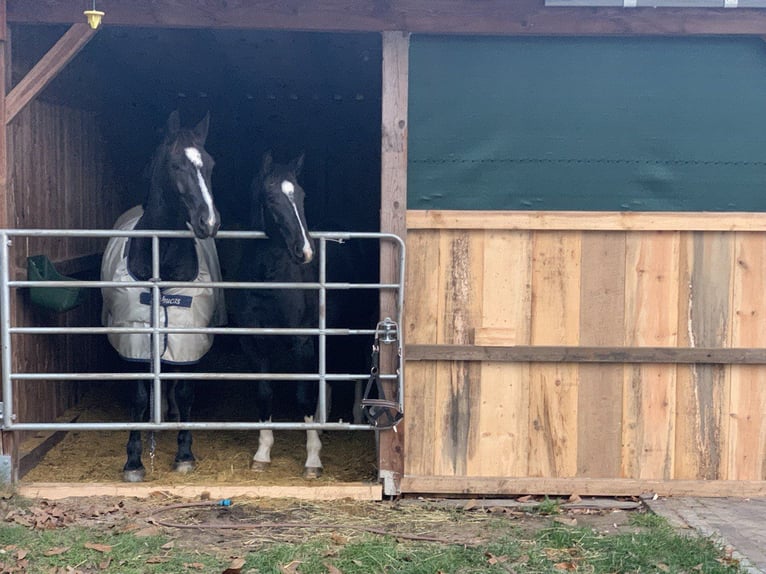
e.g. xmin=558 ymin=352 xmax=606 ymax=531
xmin=11 ymin=25 xmax=383 ymax=430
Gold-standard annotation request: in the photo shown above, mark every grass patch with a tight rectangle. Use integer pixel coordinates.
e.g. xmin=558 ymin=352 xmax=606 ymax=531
xmin=0 ymin=525 xmax=221 ymax=573
xmin=0 ymin=500 xmax=747 ymax=574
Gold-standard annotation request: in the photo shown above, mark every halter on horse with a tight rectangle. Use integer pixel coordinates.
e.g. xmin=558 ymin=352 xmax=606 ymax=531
xmin=100 ymin=111 xmax=224 ymax=482
xmin=234 ymin=152 xmax=323 ymax=478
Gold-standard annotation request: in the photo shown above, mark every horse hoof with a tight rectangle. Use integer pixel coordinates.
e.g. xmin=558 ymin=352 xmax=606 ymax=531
xmin=303 ymin=466 xmax=323 ymax=480
xmin=250 ymin=460 xmax=270 ymax=472
xmin=122 ymin=468 xmax=146 ymax=483
xmin=173 ymin=460 xmax=196 ymax=474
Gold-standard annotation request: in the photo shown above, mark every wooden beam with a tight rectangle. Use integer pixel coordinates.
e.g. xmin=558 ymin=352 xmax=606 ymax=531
xmin=407 ymin=210 xmax=766 ymax=232
xmin=406 ymin=344 xmax=766 ymax=364
xmin=5 ymin=23 xmax=96 ymax=125
xmin=17 ymin=482 xmax=383 ymax=501
xmin=401 ymin=475 xmax=766 ymax=497
xmin=378 ymin=30 xmax=409 ymax=496
xmin=0 ymin=2 xmax=13 ymax=476
xmin=9 ymin=0 xmax=766 ymax=35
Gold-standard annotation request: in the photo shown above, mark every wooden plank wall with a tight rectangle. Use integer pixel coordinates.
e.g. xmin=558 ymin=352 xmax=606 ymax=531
xmin=5 ymin=99 xmax=120 ymax=432
xmin=404 ymin=211 xmax=766 ymax=491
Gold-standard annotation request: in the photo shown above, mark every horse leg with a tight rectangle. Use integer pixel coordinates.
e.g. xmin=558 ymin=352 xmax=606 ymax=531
xmin=251 ymin=379 xmax=274 ymax=472
xmin=172 ymin=379 xmax=196 ymax=473
xmin=297 ymin=379 xmax=322 ymax=479
xmin=123 ymin=379 xmax=149 ymax=482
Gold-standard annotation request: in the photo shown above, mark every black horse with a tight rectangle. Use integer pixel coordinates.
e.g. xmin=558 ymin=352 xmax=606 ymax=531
xmin=234 ymin=152 xmax=323 ymax=478
xmin=100 ymin=111 xmax=224 ymax=482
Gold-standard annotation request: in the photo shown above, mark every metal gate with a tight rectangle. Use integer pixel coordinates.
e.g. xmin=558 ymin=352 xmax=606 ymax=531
xmin=0 ymin=228 xmax=405 ymax=435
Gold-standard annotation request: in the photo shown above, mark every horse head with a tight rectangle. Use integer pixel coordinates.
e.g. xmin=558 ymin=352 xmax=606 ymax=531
xmin=252 ymin=151 xmax=315 ymax=264
xmin=153 ymin=110 xmax=220 ymax=239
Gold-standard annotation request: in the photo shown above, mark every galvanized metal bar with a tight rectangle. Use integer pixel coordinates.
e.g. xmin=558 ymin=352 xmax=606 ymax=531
xmin=9 ymin=327 xmax=379 ymax=335
xmin=9 ymin=421 xmax=375 ymax=432
xmin=2 ymin=228 xmax=405 ymax=433
xmin=317 ymin=237 xmax=327 ymax=423
xmin=0 ymin=231 xmax=13 ymax=430
xmin=11 ymin=372 xmax=396 ymax=381
xmin=151 ymin=234 xmax=162 ymax=425
xmin=9 ymin=279 xmax=400 ymax=290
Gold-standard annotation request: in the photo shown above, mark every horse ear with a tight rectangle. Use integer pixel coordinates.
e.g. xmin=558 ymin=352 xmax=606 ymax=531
xmin=193 ymin=112 xmax=210 ymax=145
xmin=261 ymin=151 xmax=273 ymax=175
xmin=292 ymin=152 xmax=305 ymax=177
xmin=166 ymin=110 xmax=181 ymax=140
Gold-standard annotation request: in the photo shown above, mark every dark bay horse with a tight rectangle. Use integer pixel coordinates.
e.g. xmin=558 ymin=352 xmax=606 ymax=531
xmin=100 ymin=111 xmax=224 ymax=482
xmin=234 ymin=152 xmax=323 ymax=478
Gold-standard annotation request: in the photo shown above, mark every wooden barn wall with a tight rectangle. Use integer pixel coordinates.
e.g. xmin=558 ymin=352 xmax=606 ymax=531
xmin=5 ymin=99 xmax=120 ymax=434
xmin=403 ymin=211 xmax=766 ymax=494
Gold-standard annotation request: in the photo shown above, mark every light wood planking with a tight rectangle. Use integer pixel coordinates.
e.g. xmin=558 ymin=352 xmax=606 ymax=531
xmin=401 ymin=475 xmax=766 ymax=498
xmin=622 ymin=232 xmax=680 ymax=479
xmin=578 ymin=232 xmax=626 ymax=478
xmin=433 ymin=231 xmax=483 ymax=476
xmin=19 ymin=482 xmax=383 ymax=501
xmin=471 ymin=230 xmax=532 ymax=477
xmin=729 ymin=233 xmax=766 ymax=480
xmin=674 ymin=232 xmax=732 ymax=480
xmin=528 ymin=231 xmax=581 ymax=477
xmin=408 ymin=210 xmax=766 ymax=232
xmin=404 ymin=230 xmax=441 ymax=478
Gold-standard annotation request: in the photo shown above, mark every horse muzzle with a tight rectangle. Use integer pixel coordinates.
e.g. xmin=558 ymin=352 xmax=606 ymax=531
xmin=190 ymin=208 xmax=221 ymax=239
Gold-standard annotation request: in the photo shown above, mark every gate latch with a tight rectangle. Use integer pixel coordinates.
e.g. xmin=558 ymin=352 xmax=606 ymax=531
xmin=361 ymin=318 xmax=403 ymax=430
xmin=376 ymin=317 xmax=399 ymax=345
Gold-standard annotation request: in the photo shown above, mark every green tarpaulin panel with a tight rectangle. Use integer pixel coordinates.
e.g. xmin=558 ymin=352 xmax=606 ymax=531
xmin=408 ymin=36 xmax=766 ymax=211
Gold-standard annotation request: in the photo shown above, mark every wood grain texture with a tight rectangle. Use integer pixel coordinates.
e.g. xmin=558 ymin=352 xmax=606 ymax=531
xmin=674 ymin=232 xmax=731 ymax=480
xmin=578 ymin=232 xmax=626 ymax=478
xmin=403 ymin=230 xmax=440 ymax=477
xmin=401 ymin=475 xmax=766 ymax=497
xmin=471 ymin=230 xmax=532 ymax=477
xmin=434 ymin=231 xmax=483 ymax=476
xmin=378 ymin=31 xmax=409 ymax=492
xmin=621 ymin=232 xmax=680 ymax=479
xmin=729 ymin=233 xmax=766 ymax=480
xmin=408 ymin=211 xmax=766 ymax=232
xmin=528 ymin=231 xmax=580 ymax=477
xmin=5 ymin=24 xmax=96 ymax=124
xmin=9 ymin=0 xmax=766 ymax=36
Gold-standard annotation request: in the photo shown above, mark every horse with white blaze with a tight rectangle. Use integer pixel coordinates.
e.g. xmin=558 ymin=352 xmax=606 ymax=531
xmin=100 ymin=110 xmax=225 ymax=482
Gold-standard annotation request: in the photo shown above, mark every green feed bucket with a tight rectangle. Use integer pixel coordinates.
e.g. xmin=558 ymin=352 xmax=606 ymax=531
xmin=27 ymin=255 xmax=86 ymax=313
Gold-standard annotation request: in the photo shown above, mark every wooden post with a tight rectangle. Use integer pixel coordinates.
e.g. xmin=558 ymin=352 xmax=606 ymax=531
xmin=379 ymin=30 xmax=408 ymax=496
xmin=0 ymin=0 xmax=14 ymax=479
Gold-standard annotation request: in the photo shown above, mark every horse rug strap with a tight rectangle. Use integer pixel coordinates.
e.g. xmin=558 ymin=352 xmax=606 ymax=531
xmin=100 ymin=205 xmax=227 ymax=365
xmin=361 ymin=337 xmax=403 ymax=430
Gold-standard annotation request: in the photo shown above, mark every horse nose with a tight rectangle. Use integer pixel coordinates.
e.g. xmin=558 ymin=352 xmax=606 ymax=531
xmin=199 ymin=209 xmax=220 ymax=235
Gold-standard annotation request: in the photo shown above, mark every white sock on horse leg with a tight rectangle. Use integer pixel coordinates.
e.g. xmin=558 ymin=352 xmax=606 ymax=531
xmin=253 ymin=427 xmax=274 ymax=463
xmin=304 ymin=415 xmax=323 ymax=469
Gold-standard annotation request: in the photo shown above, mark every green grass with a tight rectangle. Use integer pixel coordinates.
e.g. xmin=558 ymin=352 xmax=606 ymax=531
xmin=0 ymin=509 xmax=745 ymax=574
xmin=0 ymin=526 xmax=221 ymax=573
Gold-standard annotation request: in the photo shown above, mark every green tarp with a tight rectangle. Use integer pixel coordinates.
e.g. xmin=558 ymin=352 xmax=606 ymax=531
xmin=408 ymin=36 xmax=766 ymax=211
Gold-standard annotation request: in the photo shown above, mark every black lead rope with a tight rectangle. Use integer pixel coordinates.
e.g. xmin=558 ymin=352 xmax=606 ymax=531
xmin=360 ymin=336 xmax=403 ymax=430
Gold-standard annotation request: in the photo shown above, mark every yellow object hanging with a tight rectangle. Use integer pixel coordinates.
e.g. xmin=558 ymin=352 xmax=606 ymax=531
xmin=84 ymin=9 xmax=105 ymax=29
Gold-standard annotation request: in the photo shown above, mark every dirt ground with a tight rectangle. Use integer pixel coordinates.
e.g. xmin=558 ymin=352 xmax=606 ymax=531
xmin=2 ymin=494 xmax=645 ymax=559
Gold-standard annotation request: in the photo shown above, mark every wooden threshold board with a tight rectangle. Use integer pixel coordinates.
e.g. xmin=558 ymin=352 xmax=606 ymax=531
xmin=17 ymin=482 xmax=383 ymax=501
